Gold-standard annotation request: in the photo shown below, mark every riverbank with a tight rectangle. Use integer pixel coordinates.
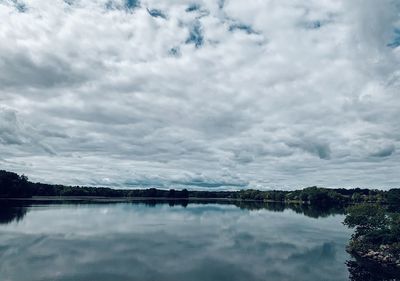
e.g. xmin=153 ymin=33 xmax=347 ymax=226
xmin=343 ymin=204 xmax=400 ymax=278
xmin=347 ymin=241 xmax=400 ymax=270
xmin=1 ymin=196 xmax=267 ymax=202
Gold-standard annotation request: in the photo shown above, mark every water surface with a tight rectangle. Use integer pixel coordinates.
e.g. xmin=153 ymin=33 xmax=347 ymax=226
xmin=0 ymin=200 xmax=353 ymax=281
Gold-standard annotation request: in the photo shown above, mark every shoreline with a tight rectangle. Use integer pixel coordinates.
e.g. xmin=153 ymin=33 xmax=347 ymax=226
xmin=348 ymin=247 xmax=400 ymax=276
xmin=0 ymin=196 xmax=362 ymax=205
xmin=0 ymin=196 xmax=283 ymax=203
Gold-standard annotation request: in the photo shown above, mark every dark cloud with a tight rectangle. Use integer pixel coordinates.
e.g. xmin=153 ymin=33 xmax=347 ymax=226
xmin=387 ymin=28 xmax=400 ymax=48
xmin=0 ymin=53 xmax=87 ymax=89
xmin=170 ymin=179 xmax=247 ymax=188
xmin=285 ymin=137 xmax=331 ymax=160
xmin=0 ymin=109 xmax=24 ymax=145
xmin=370 ymin=145 xmax=396 ymax=158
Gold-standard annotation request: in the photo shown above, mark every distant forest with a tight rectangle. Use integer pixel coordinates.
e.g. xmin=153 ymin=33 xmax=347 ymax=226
xmin=1 ymin=170 xmax=400 ymax=206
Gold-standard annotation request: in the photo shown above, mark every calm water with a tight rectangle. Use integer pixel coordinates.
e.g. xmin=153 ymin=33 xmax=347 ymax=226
xmin=0 ymin=200 xmax=356 ymax=281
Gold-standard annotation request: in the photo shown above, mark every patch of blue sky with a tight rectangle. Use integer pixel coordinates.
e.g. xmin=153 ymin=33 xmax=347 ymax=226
xmin=105 ymin=0 xmax=139 ymax=12
xmin=125 ymin=0 xmax=138 ymax=10
xmin=228 ymin=23 xmax=258 ymax=34
xmin=186 ymin=3 xmax=200 ymax=12
xmin=147 ymin=8 xmax=166 ymax=19
xmin=169 ymin=47 xmax=181 ymax=57
xmin=8 ymin=0 xmax=27 ymax=12
xmin=303 ymin=20 xmax=329 ymax=30
xmin=185 ymin=22 xmax=203 ymax=48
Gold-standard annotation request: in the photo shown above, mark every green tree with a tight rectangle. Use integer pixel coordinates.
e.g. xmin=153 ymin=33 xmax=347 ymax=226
xmin=343 ymin=204 xmax=388 ymax=238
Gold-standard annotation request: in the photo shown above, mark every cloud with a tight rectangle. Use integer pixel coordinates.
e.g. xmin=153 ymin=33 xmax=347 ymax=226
xmin=0 ymin=52 xmax=87 ymax=89
xmin=370 ymin=144 xmax=396 ymax=158
xmin=286 ymin=137 xmax=331 ymax=160
xmin=0 ymin=0 xmax=399 ymax=189
xmin=0 ymin=107 xmax=24 ymax=145
xmin=0 ymin=107 xmax=56 ymax=155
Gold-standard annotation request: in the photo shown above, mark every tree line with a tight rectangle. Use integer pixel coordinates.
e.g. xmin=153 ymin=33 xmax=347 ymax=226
xmin=1 ymin=170 xmax=399 ymax=206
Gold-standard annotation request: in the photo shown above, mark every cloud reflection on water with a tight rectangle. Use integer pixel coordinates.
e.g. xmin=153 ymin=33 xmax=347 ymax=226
xmin=0 ymin=202 xmax=351 ymax=281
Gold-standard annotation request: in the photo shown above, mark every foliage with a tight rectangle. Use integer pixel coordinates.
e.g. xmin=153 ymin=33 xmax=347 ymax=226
xmin=387 ymin=189 xmax=400 ymax=206
xmin=0 ymin=170 xmax=32 ymax=198
xmin=343 ymin=204 xmax=388 ymax=238
xmin=344 ymin=204 xmax=400 ymax=255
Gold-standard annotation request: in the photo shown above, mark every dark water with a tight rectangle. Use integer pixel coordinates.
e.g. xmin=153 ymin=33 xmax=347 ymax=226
xmin=0 ymin=200 xmax=387 ymax=281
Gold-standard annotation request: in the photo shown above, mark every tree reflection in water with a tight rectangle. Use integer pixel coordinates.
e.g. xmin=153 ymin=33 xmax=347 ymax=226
xmin=0 ymin=199 xmax=347 ymax=223
xmin=347 ymin=259 xmax=400 ymax=281
xmin=0 ymin=201 xmax=28 ymax=224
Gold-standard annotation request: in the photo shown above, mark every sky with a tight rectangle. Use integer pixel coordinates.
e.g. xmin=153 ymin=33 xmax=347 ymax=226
xmin=1 ymin=0 xmax=400 ymax=190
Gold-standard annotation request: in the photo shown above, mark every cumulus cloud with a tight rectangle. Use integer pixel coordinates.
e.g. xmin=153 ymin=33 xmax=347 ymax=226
xmin=0 ymin=0 xmax=399 ymax=189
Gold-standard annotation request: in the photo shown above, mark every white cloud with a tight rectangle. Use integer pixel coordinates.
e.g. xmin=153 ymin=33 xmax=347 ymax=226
xmin=0 ymin=0 xmax=399 ymax=189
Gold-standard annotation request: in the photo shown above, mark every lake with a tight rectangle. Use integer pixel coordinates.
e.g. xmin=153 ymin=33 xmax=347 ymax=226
xmin=0 ymin=200 xmax=359 ymax=281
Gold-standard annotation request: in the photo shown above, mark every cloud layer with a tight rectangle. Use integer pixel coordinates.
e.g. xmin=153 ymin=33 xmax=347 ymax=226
xmin=1 ymin=0 xmax=400 ymax=189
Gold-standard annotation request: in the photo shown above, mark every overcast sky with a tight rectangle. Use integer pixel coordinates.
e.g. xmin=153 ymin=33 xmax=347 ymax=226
xmin=1 ymin=0 xmax=400 ymax=190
